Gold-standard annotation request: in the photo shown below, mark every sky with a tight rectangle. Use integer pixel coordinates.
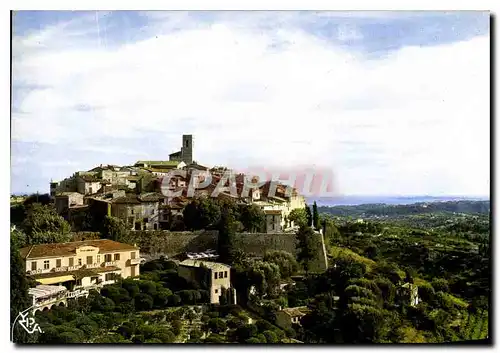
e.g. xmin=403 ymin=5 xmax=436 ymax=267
xmin=11 ymin=11 xmax=490 ymax=197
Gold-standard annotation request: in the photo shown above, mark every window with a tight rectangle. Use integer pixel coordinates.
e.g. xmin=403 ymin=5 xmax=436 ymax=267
xmin=78 ymin=258 xmax=82 ymax=266
xmin=154 ymin=223 xmax=158 ymax=230
xmin=31 ymin=262 xmax=37 ymax=271
xmin=219 ymin=271 xmax=223 ymax=278
xmin=105 ymin=273 xmax=115 ymax=281
xmin=114 ymin=253 xmax=120 ymax=261
xmin=43 ymin=260 xmax=50 ymax=270
xmin=76 ymin=279 xmax=82 ymax=286
xmin=56 ymin=259 xmax=61 ymax=268
xmin=97 ymin=255 xmax=101 ymax=263
xmin=87 ymin=256 xmax=93 ymax=265
xmin=131 ymin=251 xmax=136 ymax=259
xmin=224 ymin=271 xmax=228 ymax=278
xmin=131 ymin=209 xmax=134 ymax=215
xmin=215 ymin=289 xmax=218 ymax=294
xmin=144 ymin=218 xmax=149 ymax=223
xmin=69 ymin=258 xmax=74 ymax=266
xmin=105 ymin=254 xmax=112 ymax=262
xmin=214 ymin=272 xmax=218 ymax=279
xmin=89 ymin=187 xmax=93 ymax=194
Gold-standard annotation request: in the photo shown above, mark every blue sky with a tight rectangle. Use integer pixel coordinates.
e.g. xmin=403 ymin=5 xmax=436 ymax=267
xmin=11 ymin=11 xmax=490 ymax=196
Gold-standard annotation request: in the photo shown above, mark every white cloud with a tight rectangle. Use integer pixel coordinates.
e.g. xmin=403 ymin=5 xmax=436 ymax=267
xmin=11 ymin=13 xmax=490 ymax=196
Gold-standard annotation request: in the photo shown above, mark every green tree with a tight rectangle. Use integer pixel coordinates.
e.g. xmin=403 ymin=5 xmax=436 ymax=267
xmin=431 ymin=278 xmax=450 ymax=293
xmin=21 ymin=203 xmax=71 ymax=244
xmin=217 ymin=209 xmax=238 ymax=265
xmin=296 ymin=226 xmax=317 ymax=274
xmin=245 ymin=337 xmax=260 ymax=344
xmin=207 ymin=318 xmax=227 ymax=334
xmin=263 ymin=330 xmax=278 ymax=343
xmin=249 ymin=260 xmax=282 ymax=297
xmin=312 ymin=201 xmax=319 ymax=230
xmin=24 ymin=193 xmax=52 ymax=206
xmin=172 ymin=319 xmax=183 ymax=336
xmin=134 ymin=293 xmax=154 ymax=311
xmin=154 ymin=328 xmax=175 ymax=343
xmin=183 ymin=198 xmax=222 ymax=230
xmin=102 ymin=215 xmax=130 ymax=242
xmin=263 ymin=250 xmax=299 ymax=279
xmin=239 ymin=204 xmax=265 ymax=232
xmin=235 ymin=324 xmax=258 ymax=342
xmin=305 ymin=206 xmax=312 ymax=227
xmin=288 ymin=208 xmax=307 ymax=228
xmin=322 ymin=218 xmax=341 ymax=246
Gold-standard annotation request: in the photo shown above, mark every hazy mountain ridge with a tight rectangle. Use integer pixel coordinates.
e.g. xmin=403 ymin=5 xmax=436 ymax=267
xmin=309 ymin=195 xmax=489 ymax=207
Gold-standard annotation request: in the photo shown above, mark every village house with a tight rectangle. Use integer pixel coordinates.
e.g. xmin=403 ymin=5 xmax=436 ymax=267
xmin=20 ymin=239 xmax=143 ymax=292
xmin=275 ymin=306 xmax=311 ymax=329
xmin=106 ymin=192 xmax=166 ymax=231
xmin=54 ymin=192 xmax=85 ymax=214
xmin=178 ymin=259 xmax=236 ymax=304
xmin=399 ymin=282 xmax=420 ymax=307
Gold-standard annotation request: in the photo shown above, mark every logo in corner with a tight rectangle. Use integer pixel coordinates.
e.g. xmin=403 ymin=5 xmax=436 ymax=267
xmin=12 ymin=306 xmax=43 ymax=339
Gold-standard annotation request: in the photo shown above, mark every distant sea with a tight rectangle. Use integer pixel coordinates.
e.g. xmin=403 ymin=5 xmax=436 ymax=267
xmin=309 ymin=196 xmax=490 ymax=207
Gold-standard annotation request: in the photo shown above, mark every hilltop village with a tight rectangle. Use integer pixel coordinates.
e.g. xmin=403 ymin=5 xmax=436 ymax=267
xmin=49 ymin=134 xmax=306 ymax=233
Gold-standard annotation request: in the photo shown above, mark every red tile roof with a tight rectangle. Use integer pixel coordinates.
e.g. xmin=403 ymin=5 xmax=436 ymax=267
xmin=20 ymin=239 xmax=138 ymax=260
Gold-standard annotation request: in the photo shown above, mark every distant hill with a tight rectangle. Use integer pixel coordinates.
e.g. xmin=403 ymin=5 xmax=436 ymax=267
xmin=316 ymin=200 xmax=490 ymax=217
xmin=309 ymin=195 xmax=489 ymax=207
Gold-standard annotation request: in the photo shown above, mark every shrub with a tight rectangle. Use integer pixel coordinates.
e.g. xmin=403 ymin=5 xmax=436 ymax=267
xmin=205 ymin=334 xmax=226 ymax=343
xmin=273 ymin=329 xmax=285 ymax=340
xmin=207 ymin=318 xmax=227 ymax=334
xmin=228 ymin=317 xmax=245 ymax=329
xmin=256 ymin=319 xmax=275 ymax=333
xmin=145 ymin=338 xmax=162 ymax=343
xmin=263 ymin=330 xmax=278 ymax=343
xmin=431 ymin=279 xmax=450 ymax=293
xmin=245 ymin=337 xmax=261 ymax=344
xmin=137 ymin=324 xmax=156 ymax=339
xmin=256 ymin=333 xmax=267 ymax=343
xmin=284 ymin=327 xmax=296 ymax=338
xmin=117 ymin=323 xmax=135 ymax=339
xmin=134 ymin=293 xmax=154 ymax=311
xmin=167 ymin=294 xmax=182 ymax=306
xmin=207 ymin=311 xmax=220 ymax=318
xmin=154 ymin=328 xmax=175 ymax=343
xmin=172 ymin=319 xmax=183 ymax=336
xmin=190 ymin=329 xmax=203 ymax=340
xmin=235 ymin=324 xmax=258 ymax=342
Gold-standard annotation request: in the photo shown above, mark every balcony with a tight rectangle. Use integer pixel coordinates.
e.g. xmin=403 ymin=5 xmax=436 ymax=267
xmin=105 ymin=261 xmax=117 ymax=267
xmin=27 ymin=269 xmax=45 ymax=275
xmin=66 ymin=289 xmax=89 ymax=299
xmin=68 ymin=265 xmax=81 ymax=271
xmin=85 ymin=263 xmax=100 ymax=269
xmin=128 ymin=258 xmax=144 ymax=265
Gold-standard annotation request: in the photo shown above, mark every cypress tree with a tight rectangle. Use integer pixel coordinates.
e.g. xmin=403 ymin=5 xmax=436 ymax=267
xmin=217 ymin=209 xmax=237 ymax=265
xmin=312 ymin=201 xmax=319 ymax=230
xmin=305 ymin=205 xmax=312 ymax=227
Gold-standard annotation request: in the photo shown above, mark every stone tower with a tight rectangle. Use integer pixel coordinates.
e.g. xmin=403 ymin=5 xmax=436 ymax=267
xmin=181 ymin=134 xmax=193 ymax=164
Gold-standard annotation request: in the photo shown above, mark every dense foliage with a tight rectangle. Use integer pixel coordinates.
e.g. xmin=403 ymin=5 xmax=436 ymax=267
xmin=288 ymin=201 xmax=490 ymax=343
